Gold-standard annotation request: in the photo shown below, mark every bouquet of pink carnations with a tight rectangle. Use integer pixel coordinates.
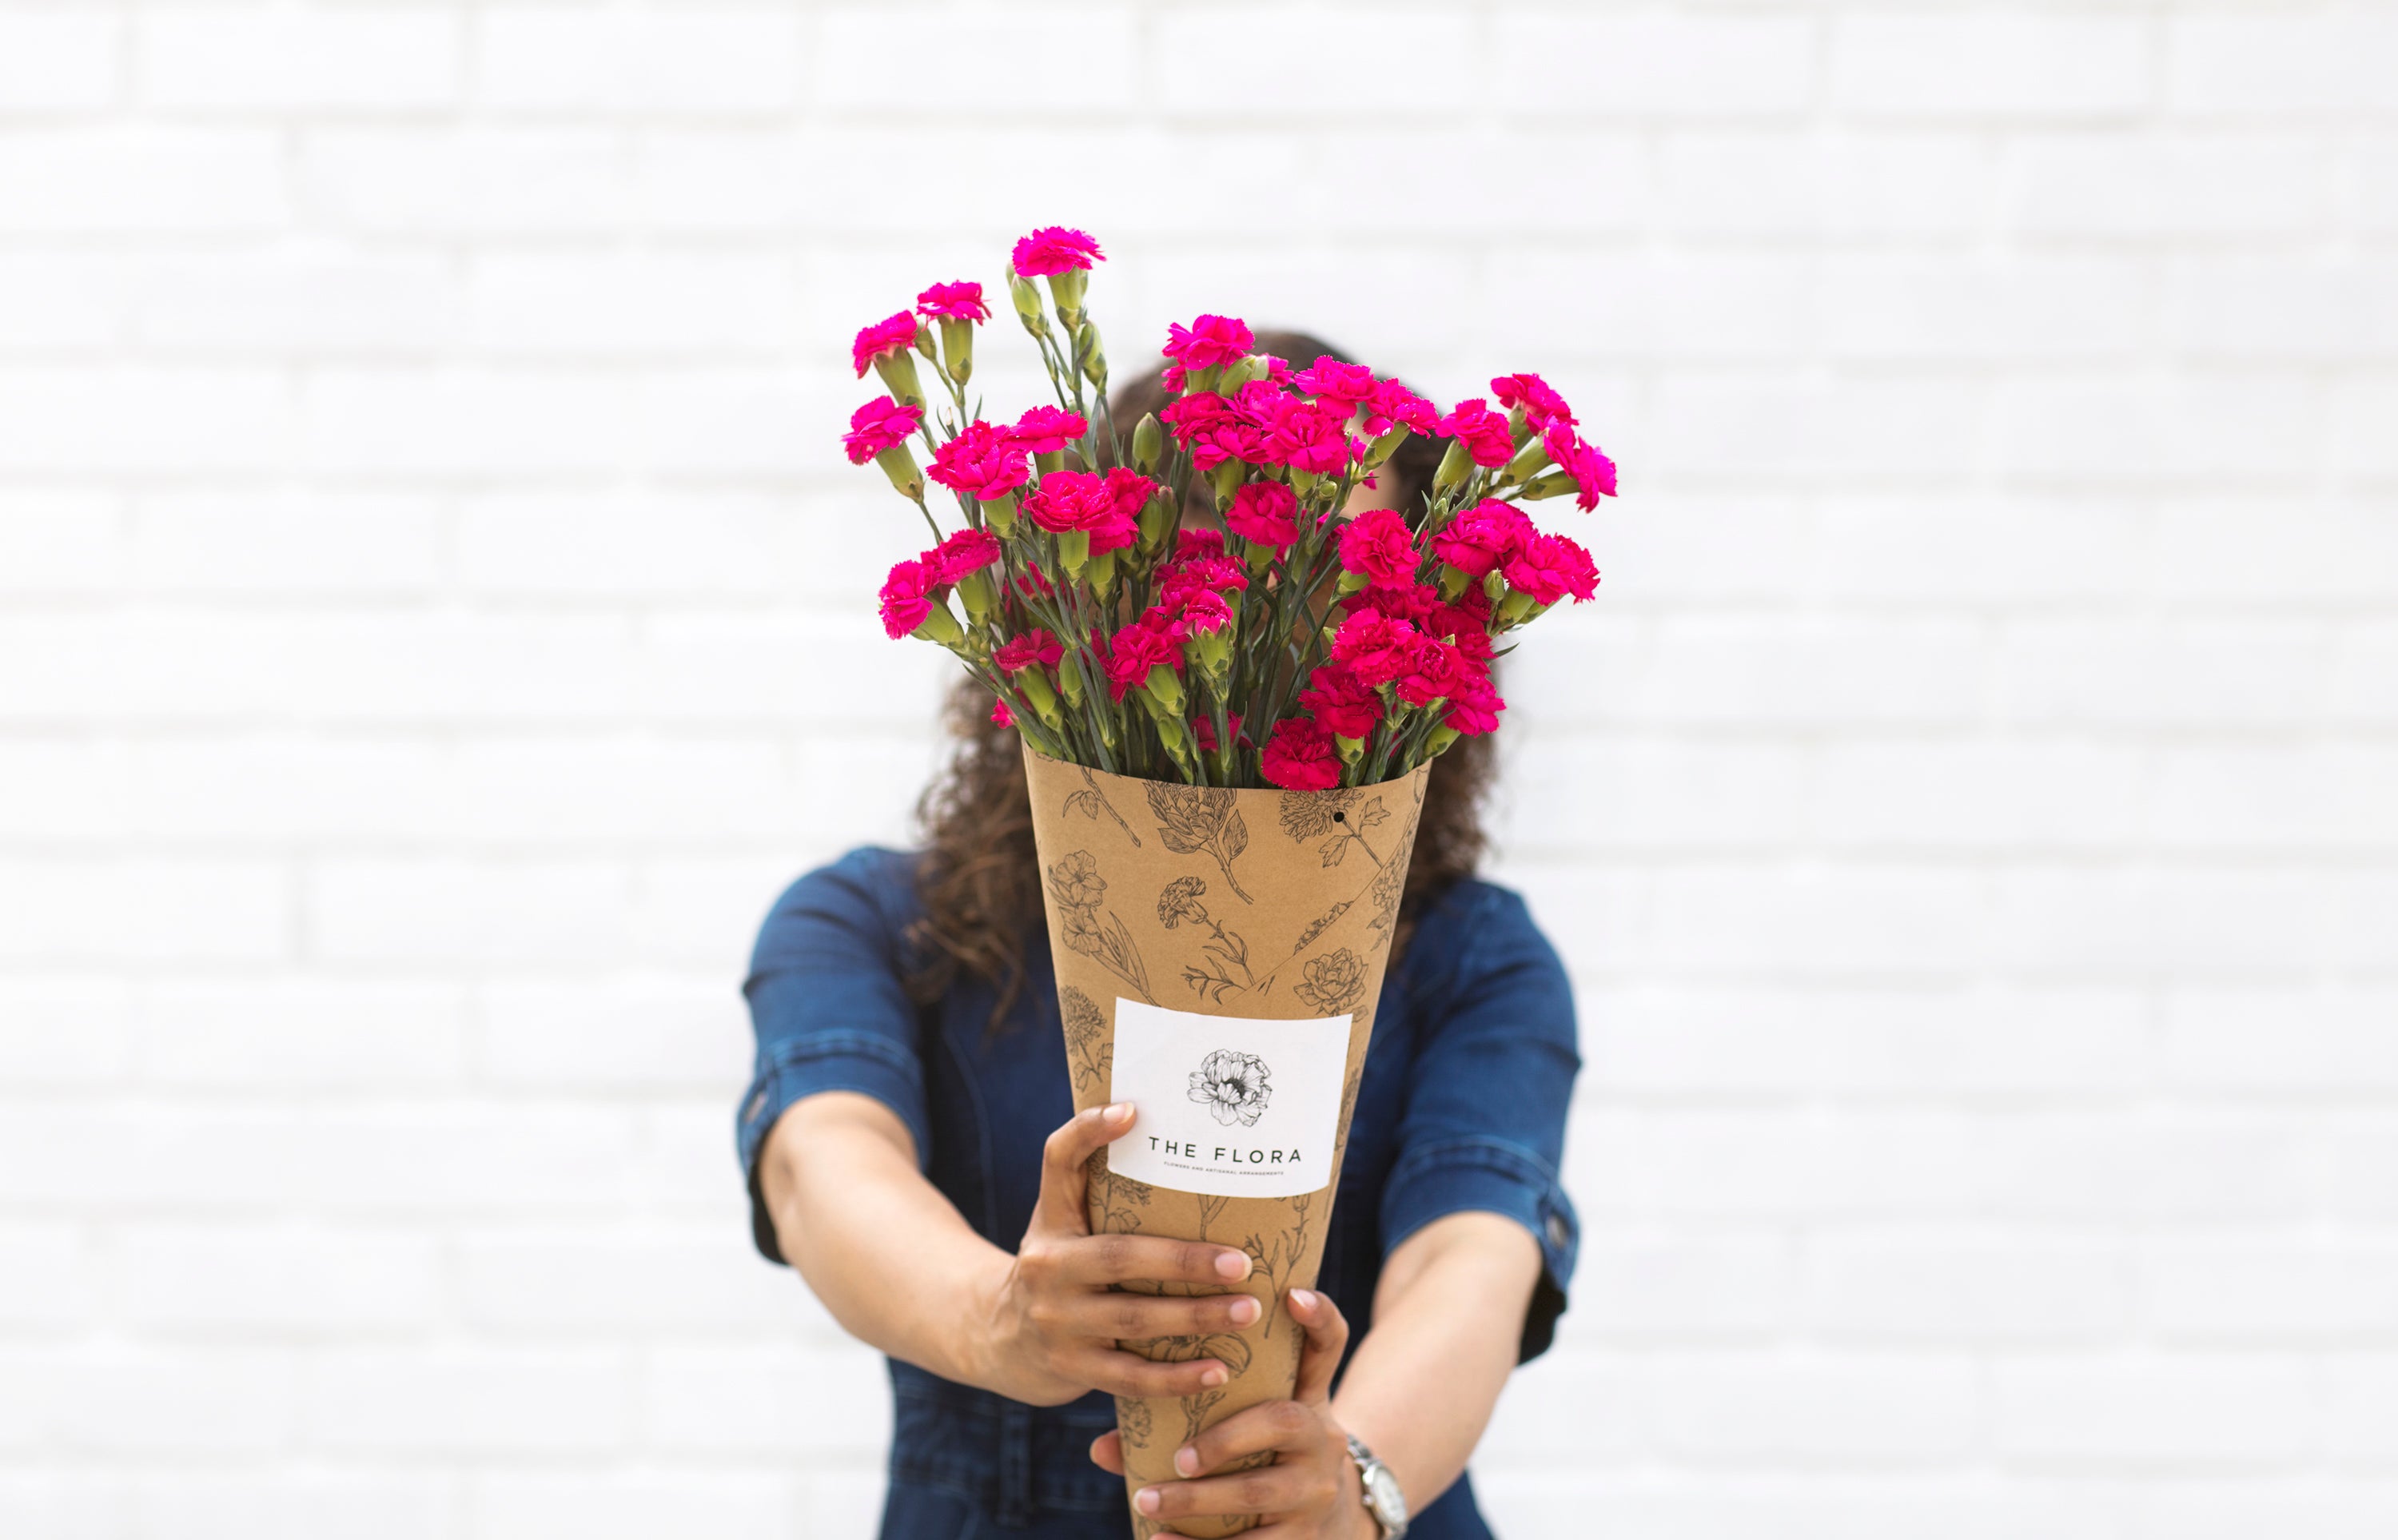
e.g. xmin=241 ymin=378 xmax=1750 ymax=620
xmin=846 ymin=225 xmax=1613 ymax=793
xmin=839 ymin=226 xmax=1615 ymax=1539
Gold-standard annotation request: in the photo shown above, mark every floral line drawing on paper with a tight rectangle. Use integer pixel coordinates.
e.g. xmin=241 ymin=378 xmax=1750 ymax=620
xmin=1241 ymin=1190 xmax=1313 ymax=1341
xmin=1188 ymin=1049 xmax=1273 ymax=1128
xmin=1064 ymin=765 xmax=1140 ymax=847
xmin=1278 ymin=788 xmax=1391 ymax=869
xmin=1046 ymin=849 xmax=1154 ymax=1004
xmin=1059 ymin=985 xmax=1113 ymax=1094
xmin=1160 ymin=875 xmax=1255 ymax=1003
xmin=1146 ymin=782 xmax=1253 ymax=904
xmin=1291 ymin=948 xmax=1366 ymax=1016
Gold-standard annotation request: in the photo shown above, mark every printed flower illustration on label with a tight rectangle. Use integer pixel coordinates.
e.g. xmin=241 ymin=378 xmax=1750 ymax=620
xmin=1189 ymin=1050 xmax=1273 ymax=1127
xmin=1109 ymin=998 xmax=1347 ymax=1199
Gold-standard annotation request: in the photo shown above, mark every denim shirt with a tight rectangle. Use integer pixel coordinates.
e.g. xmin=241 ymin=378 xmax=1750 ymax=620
xmin=738 ymin=847 xmax=1581 ymax=1540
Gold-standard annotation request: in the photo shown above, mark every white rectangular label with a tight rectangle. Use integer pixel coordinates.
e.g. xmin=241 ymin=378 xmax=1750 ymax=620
xmin=1106 ymin=997 xmax=1350 ymax=1199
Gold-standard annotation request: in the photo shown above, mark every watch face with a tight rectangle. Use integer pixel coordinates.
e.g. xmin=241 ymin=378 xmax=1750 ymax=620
xmin=1364 ymin=1464 xmax=1406 ymax=1525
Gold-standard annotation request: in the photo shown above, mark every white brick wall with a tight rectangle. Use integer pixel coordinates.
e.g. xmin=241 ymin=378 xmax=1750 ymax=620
xmin=0 ymin=2 xmax=2391 ymax=1535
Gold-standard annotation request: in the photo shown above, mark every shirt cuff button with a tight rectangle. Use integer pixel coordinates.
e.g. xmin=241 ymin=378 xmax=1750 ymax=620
xmin=1544 ymin=1212 xmax=1570 ymax=1251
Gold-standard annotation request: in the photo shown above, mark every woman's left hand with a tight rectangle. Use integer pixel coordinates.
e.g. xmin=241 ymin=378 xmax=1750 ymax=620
xmin=1089 ymin=1286 xmax=1376 ymax=1538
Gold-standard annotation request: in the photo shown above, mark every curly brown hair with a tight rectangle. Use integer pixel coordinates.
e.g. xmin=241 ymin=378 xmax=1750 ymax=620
xmin=906 ymin=331 xmax=1499 ymax=1024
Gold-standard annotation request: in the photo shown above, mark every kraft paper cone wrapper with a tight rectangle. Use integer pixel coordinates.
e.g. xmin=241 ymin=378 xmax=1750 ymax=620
xmin=1023 ymin=744 xmax=1431 ymax=1539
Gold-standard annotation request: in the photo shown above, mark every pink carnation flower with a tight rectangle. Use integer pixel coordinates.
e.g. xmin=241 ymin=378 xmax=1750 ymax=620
xmin=990 ymin=697 xmax=1015 ymax=727
xmin=1543 ymin=424 xmax=1619 ymax=510
xmin=1266 ymin=396 xmax=1355 ymax=476
xmin=1492 ymin=372 xmax=1576 ymax=429
xmin=1438 ymin=398 xmax=1516 ymax=469
xmin=842 ymin=396 xmax=922 ymax=465
xmin=1502 ymin=531 xmax=1601 ymax=606
xmin=1101 ymin=613 xmax=1185 ymax=701
xmin=1261 ymin=717 xmax=1340 ymax=792
xmin=1189 ymin=713 xmax=1243 ymax=755
xmin=1022 ymin=470 xmax=1138 ymax=555
xmin=1225 ymin=481 xmax=1300 ymax=549
xmin=1336 ymin=506 xmax=1420 ymax=591
xmin=915 ymin=281 xmax=991 ymax=323
xmin=1010 ymin=405 xmax=1089 ymax=455
xmin=926 ymin=420 xmax=1030 ymax=500
xmin=1430 ymin=499 xmax=1532 ymax=579
xmin=993 ymin=629 xmax=1064 ymax=674
xmin=1164 ymin=315 xmax=1253 ymax=373
xmin=1010 ymin=226 xmax=1104 ymax=277
xmin=852 ymin=311 xmax=920 ymax=377
xmin=930 ymin=527 xmax=1000 ymax=584
xmin=1176 ymin=527 xmax=1226 ymax=560
xmin=877 ymin=557 xmax=938 ymax=640
xmin=1104 ymin=466 xmax=1159 ymax=521
xmin=1293 ymin=355 xmax=1376 ymax=405
xmin=1445 ymin=674 xmax=1506 ymax=737
xmin=1329 ymin=609 xmax=1420 ymax=688
xmin=1297 ymin=664 xmax=1382 ymax=741
xmin=1361 ymin=378 xmax=1438 ymax=439
xmin=1396 ymin=635 xmax=1467 ymax=707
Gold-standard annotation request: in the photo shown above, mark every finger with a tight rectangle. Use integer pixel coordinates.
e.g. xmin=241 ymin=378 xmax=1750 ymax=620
xmin=1070 ymin=1287 xmax=1261 ymax=1343
xmin=1080 ymin=1347 xmax=1234 ymax=1401
xmin=1089 ymin=1428 xmax=1125 ymax=1475
xmin=1057 ymin=1230 xmax=1253 ymax=1291
xmin=1173 ymin=1397 xmax=1320 ymax=1480
xmin=1136 ymin=1457 xmax=1329 ymax=1526
xmin=1287 ymin=1287 xmax=1349 ymax=1405
xmin=1033 ymin=1103 xmax=1134 ymax=1235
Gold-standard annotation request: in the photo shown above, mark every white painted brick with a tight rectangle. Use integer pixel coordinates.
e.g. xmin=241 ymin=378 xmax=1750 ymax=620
xmin=0 ymin=11 xmax=120 ymax=111
xmin=1475 ymin=1350 xmax=1645 ymax=1465
xmin=117 ymin=1224 xmax=440 ymax=1333
xmin=1818 ymin=256 xmax=2148 ymax=362
xmin=0 ymin=491 xmax=119 ymax=592
xmin=465 ymin=252 xmax=794 ymax=357
xmin=1574 ymin=1233 xmax=1791 ymax=1337
xmin=309 ymin=858 xmax=630 ymax=966
xmin=0 ymin=253 xmax=124 ymax=349
xmin=129 ymin=249 xmax=457 ymax=356
xmin=2165 ymin=258 xmax=2398 ymax=360
xmin=1654 ymin=373 xmax=1986 ymax=483
xmin=0 ymin=858 xmax=289 ymax=965
xmin=1589 ymin=985 xmax=2147 ymax=1098
xmin=1490 ymin=251 xmax=1810 ymax=362
xmin=2150 ymin=1242 xmax=2398 ymax=1343
xmin=1621 ymin=616 xmax=1984 ymax=728
xmin=2333 ymin=1125 xmax=2398 ymax=1223
xmin=1508 ymin=738 xmax=1803 ymax=852
xmin=644 ymin=1343 xmax=890 ymax=1455
xmin=0 ymin=978 xmax=130 ymax=1084
xmin=479 ymin=978 xmax=749 ymax=1090
xmin=1997 ymin=619 xmax=2332 ymax=728
xmin=2131 ymin=1483 xmax=2398 ymax=1540
xmin=2155 ymin=498 xmax=2398 ymax=603
xmin=0 ymin=366 xmax=292 ymax=473
xmin=1833 ymin=15 xmax=2149 ymax=118
xmin=2330 ymin=1355 xmax=2398 ymax=1465
xmin=32 ymin=1347 xmax=298 ymax=1454
xmin=2169 ymin=14 xmax=2398 ymax=117
xmin=1809 ymin=1237 xmax=2135 ymax=1343
xmin=1649 ymin=1352 xmax=1982 ymax=1462
xmin=300 ymin=128 xmax=625 ymax=235
xmin=1813 ymin=740 xmax=2144 ymax=850
xmin=2364 ymin=137 xmax=2398 ymax=234
xmin=1663 ymin=131 xmax=1994 ymax=239
xmin=1992 ymin=375 xmax=2320 ymax=483
xmin=2335 ymin=380 xmax=2398 ymax=481
xmin=1578 ymin=1111 xmax=1977 ymax=1222
xmin=478 ymin=7 xmax=803 ymax=113
xmin=2011 ymin=132 xmax=2332 ymax=237
xmin=124 ymin=1472 xmax=455 ymax=1540
xmin=456 ymin=1228 xmax=807 ymax=1333
xmin=0 ymin=129 xmax=285 ymax=233
xmin=1978 ymin=1116 xmax=2305 ymax=1224
xmin=304 ymin=1348 xmax=629 ymax=1454
xmin=1994 ymin=1356 xmax=2316 ymax=1467
xmin=2153 ymin=745 xmax=2398 ymax=852
xmin=1153 ymin=10 xmax=1472 ymax=115
xmin=0 ymin=1224 xmax=88 ymax=1330
xmin=456 ymin=490 xmax=800 ymax=599
xmin=133 ymin=979 xmax=468 ymax=1089
xmin=1494 ymin=14 xmax=1814 ymax=117
xmin=0 ymin=1104 xmax=308 ymax=1209
xmin=1815 ymin=493 xmax=2149 ymax=603
xmin=1991 ymin=866 xmax=2330 ymax=978
xmin=129 ymin=491 xmax=444 ymax=595
xmin=0 ymin=1476 xmax=119 ymax=1540
xmin=0 ymin=739 xmax=129 ymax=841
xmin=823 ymin=7 xmax=1133 ymax=113
xmin=297 ymin=1104 xmax=637 ymax=1216
xmin=1649 ymin=866 xmax=1982 ymax=977
xmin=140 ymin=10 xmax=458 ymax=113
xmin=2165 ymin=989 xmax=2398 ymax=1093
xmin=468 ymin=1471 xmax=791 ymax=1540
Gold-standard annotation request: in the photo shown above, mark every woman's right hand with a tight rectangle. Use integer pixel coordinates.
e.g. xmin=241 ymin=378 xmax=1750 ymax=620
xmin=974 ymin=1101 xmax=1261 ymax=1407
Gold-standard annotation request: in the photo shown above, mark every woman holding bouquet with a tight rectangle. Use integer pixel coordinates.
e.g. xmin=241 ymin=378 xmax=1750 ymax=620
xmin=739 ymin=332 xmax=1583 ymax=1540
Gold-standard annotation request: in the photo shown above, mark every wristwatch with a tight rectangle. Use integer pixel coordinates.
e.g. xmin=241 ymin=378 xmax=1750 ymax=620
xmin=1344 ymin=1433 xmax=1408 ymax=1538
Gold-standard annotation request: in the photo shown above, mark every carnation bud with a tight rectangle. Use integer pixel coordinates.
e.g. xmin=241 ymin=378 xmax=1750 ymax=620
xmin=873 ymin=443 xmax=924 ymax=501
xmin=1500 ymin=438 xmax=1552 ymax=487
xmin=1335 ymin=732 xmax=1366 ymax=763
xmin=1289 ymin=467 xmax=1320 ymax=500
xmin=1141 ymin=663 xmax=1185 ymax=714
xmin=1151 ymin=710 xmax=1193 ymax=765
xmin=1217 ymin=355 xmax=1265 ymax=393
xmin=1437 ymin=564 xmax=1472 ymax=601
xmin=1336 ymin=570 xmax=1369 ymax=597
xmin=1499 ymin=589 xmax=1545 ymax=626
xmin=1058 ymin=662 xmax=1085 ymax=709
xmin=955 ymin=567 xmax=998 ymax=623
xmin=1085 ymin=548 xmax=1117 ymax=597
xmin=1360 ymin=424 xmax=1410 ymax=471
xmin=981 ymin=489 xmax=1018 ymax=535
xmin=1190 ymin=625 xmax=1233 ymax=678
xmin=1076 ymin=322 xmax=1107 ymax=392
xmin=910 ymin=601 xmax=966 ymax=649
xmin=1054 ymin=526 xmax=1091 ymax=574
xmin=1137 ymin=490 xmax=1177 ymax=555
xmin=1009 ymin=273 xmax=1050 ymax=336
xmin=873 ymin=348 xmax=926 ymax=409
xmin=1519 ymin=472 xmax=1577 ymax=501
xmin=1131 ymin=412 xmax=1163 ymax=475
xmin=1046 ymin=268 xmax=1089 ymax=332
xmin=1423 ymin=725 xmax=1461 ymax=758
xmin=938 ymin=318 xmax=975 ymax=388
xmin=1210 ymin=460 xmax=1245 ymax=511
xmin=1016 ymin=668 xmax=1063 ymax=730
xmin=1035 ymin=450 xmax=1066 ymax=478
xmin=1432 ymin=439 xmax=1473 ymax=495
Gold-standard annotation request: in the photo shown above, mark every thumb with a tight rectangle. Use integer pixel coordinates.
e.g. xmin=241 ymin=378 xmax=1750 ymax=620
xmin=1032 ymin=1102 xmax=1136 ymax=1236
xmin=1286 ymin=1287 xmax=1350 ymax=1405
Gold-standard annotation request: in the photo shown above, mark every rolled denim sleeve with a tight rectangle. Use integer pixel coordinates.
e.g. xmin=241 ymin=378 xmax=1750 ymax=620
xmin=1379 ymin=883 xmax=1581 ymax=1362
xmin=737 ymin=847 xmax=931 ymax=1265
